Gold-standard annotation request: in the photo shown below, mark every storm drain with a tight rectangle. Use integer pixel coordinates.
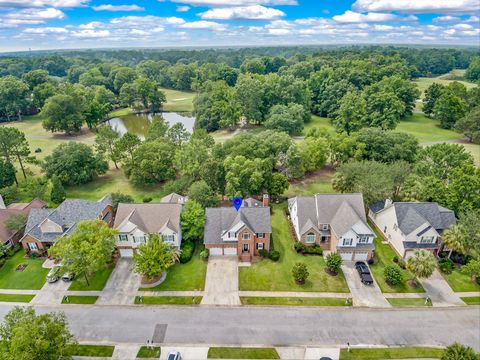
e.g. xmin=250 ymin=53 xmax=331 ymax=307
xmin=152 ymin=324 xmax=168 ymax=343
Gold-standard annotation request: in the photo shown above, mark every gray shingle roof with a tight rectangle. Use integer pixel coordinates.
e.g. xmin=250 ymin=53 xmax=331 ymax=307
xmin=204 ymin=207 xmax=271 ymax=245
xmin=394 ymin=202 xmax=456 ymax=235
xmin=113 ymin=203 xmax=182 ymax=233
xmin=22 ymin=196 xmax=112 ymax=243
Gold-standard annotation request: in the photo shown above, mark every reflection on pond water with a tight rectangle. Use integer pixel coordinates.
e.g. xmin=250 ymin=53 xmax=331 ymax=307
xmin=107 ymin=112 xmax=195 ymax=139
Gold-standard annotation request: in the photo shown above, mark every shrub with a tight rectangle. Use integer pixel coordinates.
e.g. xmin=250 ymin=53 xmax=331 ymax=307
xmin=384 ymin=264 xmax=403 ymax=285
xmin=110 ymin=192 xmax=134 ymax=210
xmin=392 ymin=255 xmax=399 ymax=263
xmin=199 ymin=248 xmax=209 ymax=260
xmin=0 ymin=258 xmax=5 ymax=269
xmin=326 ymin=252 xmax=342 ymax=274
xmin=292 ymin=262 xmax=309 ymax=284
xmin=441 ymin=343 xmax=478 ymax=360
xmin=303 ymin=244 xmax=323 ymax=255
xmin=142 ymin=197 xmax=152 ymax=203
xmin=179 ymin=241 xmax=195 ymax=264
xmin=439 ymin=258 xmax=454 ymax=274
xmin=258 ymin=249 xmax=269 ymax=258
xmin=398 ymin=259 xmax=407 ymax=269
xmin=294 ymin=242 xmax=306 ymax=253
xmin=268 ymin=250 xmax=280 ymax=262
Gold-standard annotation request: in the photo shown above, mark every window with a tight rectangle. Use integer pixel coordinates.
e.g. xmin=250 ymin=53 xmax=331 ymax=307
xmin=228 ymin=232 xmax=234 ymax=238
xmin=28 ymin=242 xmax=38 ymax=250
xmin=102 ymin=212 xmax=111 ymax=222
xmin=256 ymin=243 xmax=264 ymax=250
xmin=322 ymin=224 xmax=328 ymax=230
xmin=119 ymin=234 xmax=128 ymax=242
xmin=306 ymin=233 xmax=315 ymax=243
xmin=257 ymin=233 xmax=264 ymax=238
xmin=242 ymin=233 xmax=250 ymax=240
xmin=384 ymin=226 xmax=387 ymax=233
xmin=321 ymin=236 xmax=327 ymax=242
xmin=359 ymin=236 xmax=369 ymax=243
xmin=343 ymin=238 xmax=353 ymax=246
xmin=133 ymin=236 xmax=146 ymax=244
xmin=420 ymin=236 xmax=435 ymax=244
xmin=163 ymin=234 xmax=174 ymax=243
xmin=393 ymin=223 xmax=398 ymax=231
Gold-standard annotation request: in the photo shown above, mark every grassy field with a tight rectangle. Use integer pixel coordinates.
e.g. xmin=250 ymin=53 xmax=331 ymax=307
xmin=340 ymin=347 xmax=444 ymax=360
xmin=461 ymin=296 xmax=480 ymax=305
xmin=414 ymin=70 xmax=477 ymax=98
xmin=240 ymin=296 xmax=351 ymax=306
xmin=239 ymin=205 xmax=349 ymax=292
xmin=0 ymin=294 xmax=35 ymax=302
xmin=208 ymin=347 xmax=280 ymax=359
xmin=396 ymin=113 xmax=461 ymax=143
xmin=368 ymin=223 xmax=425 ymax=293
xmin=61 ymin=295 xmax=98 ymax=304
xmin=284 ymin=168 xmax=335 ymax=197
xmin=137 ymin=346 xmax=161 ymax=358
xmin=68 ymin=265 xmax=114 ymax=291
xmin=139 ymin=248 xmax=207 ymax=291
xmin=135 ymin=296 xmax=202 ymax=305
xmin=160 ymin=87 xmax=195 ymax=112
xmin=0 ymin=251 xmax=49 ymax=290
xmin=442 ymin=268 xmax=480 ymax=292
xmin=67 ymin=344 xmax=115 ymax=357
xmin=303 ymin=115 xmax=335 ymax=135
xmin=387 ymin=298 xmax=431 ymax=307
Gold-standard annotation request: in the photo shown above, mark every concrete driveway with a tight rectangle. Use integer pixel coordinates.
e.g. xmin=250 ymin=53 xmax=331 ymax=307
xmin=420 ymin=269 xmax=465 ymax=307
xmin=97 ymin=258 xmax=141 ymax=305
xmin=201 ymin=256 xmax=241 ymax=305
xmin=341 ymin=263 xmax=390 ymax=307
xmin=31 ymin=278 xmax=70 ymax=305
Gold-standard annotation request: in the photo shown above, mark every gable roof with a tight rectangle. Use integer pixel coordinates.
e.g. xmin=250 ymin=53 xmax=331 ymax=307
xmin=0 ymin=199 xmax=46 ymax=243
xmin=204 ymin=207 xmax=271 ymax=245
xmin=114 ymin=203 xmax=182 ymax=234
xmin=393 ymin=202 xmax=456 ymax=235
xmin=243 ymin=197 xmax=263 ymax=208
xmin=22 ymin=196 xmax=111 ymax=243
xmin=160 ymin=193 xmax=187 ymax=205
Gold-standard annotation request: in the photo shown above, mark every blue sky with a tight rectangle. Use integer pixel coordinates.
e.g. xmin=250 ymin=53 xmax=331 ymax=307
xmin=0 ymin=0 xmax=479 ymax=52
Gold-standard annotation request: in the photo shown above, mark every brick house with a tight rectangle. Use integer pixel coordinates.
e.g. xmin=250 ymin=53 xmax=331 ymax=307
xmin=20 ymin=196 xmax=113 ymax=254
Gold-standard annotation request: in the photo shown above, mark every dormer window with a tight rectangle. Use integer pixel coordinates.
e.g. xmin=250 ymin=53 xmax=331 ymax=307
xmin=358 ymin=236 xmax=369 ymax=243
xmin=322 ymin=224 xmax=328 ymax=230
xmin=420 ymin=236 xmax=434 ymax=244
xmin=343 ymin=238 xmax=353 ymax=246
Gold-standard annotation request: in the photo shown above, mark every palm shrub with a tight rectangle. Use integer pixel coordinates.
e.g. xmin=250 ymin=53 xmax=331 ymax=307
xmin=406 ymin=249 xmax=437 ymax=287
xmin=442 ymin=225 xmax=467 ymax=259
xmin=326 ymin=252 xmax=342 ymax=274
xmin=384 ymin=264 xmax=403 ymax=286
xmin=461 ymin=258 xmax=480 ymax=284
xmin=441 ymin=343 xmax=479 ymax=360
xmin=133 ymin=234 xmax=180 ymax=281
xmin=292 ymin=262 xmax=309 ymax=284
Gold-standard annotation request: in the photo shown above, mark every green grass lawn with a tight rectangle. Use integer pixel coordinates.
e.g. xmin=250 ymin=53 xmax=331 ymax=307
xmin=462 ymin=143 xmax=480 ymax=168
xmin=396 ymin=113 xmax=461 ymax=143
xmin=137 ymin=346 xmax=161 ymax=358
xmin=284 ymin=167 xmax=335 ymax=197
xmin=340 ymin=347 xmax=444 ymax=360
xmin=135 ymin=296 xmax=202 ymax=305
xmin=442 ymin=268 xmax=480 ymax=292
xmin=303 ymin=114 xmax=335 ymax=135
xmin=461 ymin=296 xmax=480 ymax=305
xmin=160 ymin=87 xmax=195 ymax=113
xmin=368 ymin=223 xmax=425 ymax=293
xmin=66 ymin=344 xmax=115 ymax=357
xmin=0 ymin=251 xmax=49 ymax=290
xmin=239 ymin=205 xmax=349 ymax=292
xmin=61 ymin=295 xmax=98 ymax=304
xmin=414 ymin=72 xmax=477 ymax=98
xmin=139 ymin=249 xmax=206 ymax=291
xmin=68 ymin=265 xmax=114 ymax=291
xmin=241 ymin=296 xmax=351 ymax=306
xmin=0 ymin=294 xmax=35 ymax=303
xmin=208 ymin=347 xmax=280 ymax=359
xmin=387 ymin=298 xmax=432 ymax=307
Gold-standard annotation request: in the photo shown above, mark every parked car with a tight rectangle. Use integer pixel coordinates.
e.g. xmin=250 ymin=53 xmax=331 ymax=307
xmin=355 ymin=261 xmax=374 ymax=285
xmin=167 ymin=351 xmax=182 ymax=360
xmin=46 ymin=266 xmax=62 ymax=283
xmin=61 ymin=272 xmax=75 ymax=282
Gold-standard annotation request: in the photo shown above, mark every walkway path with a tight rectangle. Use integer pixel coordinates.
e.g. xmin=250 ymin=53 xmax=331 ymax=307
xmin=111 ymin=344 xmax=140 ymax=360
xmin=201 ymin=256 xmax=241 ymax=305
xmin=420 ymin=270 xmax=465 ymax=307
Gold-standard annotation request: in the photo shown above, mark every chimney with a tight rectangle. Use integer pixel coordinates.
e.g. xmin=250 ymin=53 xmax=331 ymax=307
xmin=385 ymin=198 xmax=393 ymax=208
xmin=0 ymin=195 xmax=5 ymax=210
xmin=262 ymin=194 xmax=269 ymax=207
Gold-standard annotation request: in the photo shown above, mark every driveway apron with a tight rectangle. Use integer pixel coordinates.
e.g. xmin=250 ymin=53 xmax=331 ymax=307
xmin=201 ymin=256 xmax=241 ymax=305
xmin=341 ymin=263 xmax=391 ymax=307
xmin=420 ymin=269 xmax=465 ymax=307
xmin=97 ymin=258 xmax=141 ymax=305
xmin=31 ymin=279 xmax=70 ymax=305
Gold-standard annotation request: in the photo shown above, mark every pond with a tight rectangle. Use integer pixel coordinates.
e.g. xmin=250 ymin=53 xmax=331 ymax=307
xmin=107 ymin=112 xmax=195 ymax=139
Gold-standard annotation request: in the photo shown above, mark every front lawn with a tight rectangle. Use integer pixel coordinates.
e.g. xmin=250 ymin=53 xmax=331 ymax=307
xmin=208 ymin=347 xmax=280 ymax=359
xmin=461 ymin=296 xmax=480 ymax=305
xmin=134 ymin=296 xmax=202 ymax=305
xmin=442 ymin=268 xmax=480 ymax=292
xmin=387 ymin=298 xmax=432 ymax=307
xmin=368 ymin=223 xmax=425 ymax=293
xmin=0 ymin=251 xmax=49 ymax=290
xmin=0 ymin=294 xmax=35 ymax=303
xmin=139 ymin=248 xmax=206 ymax=291
xmin=66 ymin=344 xmax=115 ymax=357
xmin=239 ymin=205 xmax=349 ymax=292
xmin=61 ymin=295 xmax=98 ymax=304
xmin=137 ymin=346 xmax=161 ymax=358
xmin=240 ymin=296 xmax=351 ymax=306
xmin=68 ymin=265 xmax=114 ymax=291
xmin=340 ymin=347 xmax=444 ymax=359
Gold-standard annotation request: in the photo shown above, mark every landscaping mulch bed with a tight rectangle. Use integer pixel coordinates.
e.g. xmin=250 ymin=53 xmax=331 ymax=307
xmin=15 ymin=264 xmax=28 ymax=272
xmin=324 ymin=268 xmax=338 ymax=276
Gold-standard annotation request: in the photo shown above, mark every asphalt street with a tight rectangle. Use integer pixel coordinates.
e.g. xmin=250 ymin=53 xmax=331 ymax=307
xmin=0 ymin=304 xmax=478 ymax=349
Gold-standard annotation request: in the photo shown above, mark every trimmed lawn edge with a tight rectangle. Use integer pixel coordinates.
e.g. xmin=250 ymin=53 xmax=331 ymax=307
xmin=240 ymin=296 xmax=352 ymax=307
xmin=461 ymin=296 xmax=480 ymax=305
xmin=61 ymin=295 xmax=98 ymax=304
xmin=134 ymin=296 xmax=202 ymax=305
xmin=0 ymin=294 xmax=35 ymax=303
xmin=339 ymin=347 xmax=445 ymax=359
xmin=136 ymin=346 xmax=161 ymax=358
xmin=207 ymin=347 xmax=280 ymax=359
xmin=387 ymin=298 xmax=432 ymax=307
xmin=67 ymin=344 xmax=115 ymax=357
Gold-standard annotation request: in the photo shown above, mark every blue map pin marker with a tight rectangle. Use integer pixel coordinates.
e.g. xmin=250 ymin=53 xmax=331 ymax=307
xmin=233 ymin=197 xmax=243 ymax=212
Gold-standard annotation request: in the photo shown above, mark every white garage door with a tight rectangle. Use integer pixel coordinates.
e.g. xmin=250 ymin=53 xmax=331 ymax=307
xmin=119 ymin=248 xmax=133 ymax=257
xmin=209 ymin=248 xmax=223 ymax=256
xmin=224 ymin=247 xmax=238 ymax=256
xmin=355 ymin=252 xmax=369 ymax=261
xmin=340 ymin=252 xmax=353 ymax=261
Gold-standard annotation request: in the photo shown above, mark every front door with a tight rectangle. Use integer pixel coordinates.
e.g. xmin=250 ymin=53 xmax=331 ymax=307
xmin=243 ymin=244 xmax=249 ymax=253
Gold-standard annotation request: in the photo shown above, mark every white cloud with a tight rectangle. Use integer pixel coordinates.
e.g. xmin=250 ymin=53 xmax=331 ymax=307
xmin=353 ymin=0 xmax=480 ymax=14
xmin=0 ymin=0 xmax=88 ymax=8
xmin=79 ymin=21 xmax=103 ymax=29
xmin=452 ymin=23 xmax=473 ymax=29
xmin=267 ymin=28 xmax=290 ymax=35
xmin=200 ymin=5 xmax=284 ymax=20
xmin=444 ymin=28 xmax=456 ymax=35
xmin=71 ymin=29 xmax=110 ymax=38
xmin=92 ymin=4 xmax=144 ymax=11
xmin=179 ymin=20 xmax=226 ymax=30
xmin=171 ymin=0 xmax=296 ymax=6
xmin=466 ymin=15 xmax=479 ymax=22
xmin=23 ymin=26 xmax=68 ymax=33
xmin=373 ymin=24 xmax=394 ymax=31
xmin=333 ymin=11 xmax=396 ymax=23
xmin=6 ymin=7 xmax=65 ymax=20
xmin=176 ymin=5 xmax=190 ymax=12
xmin=433 ymin=15 xmax=460 ymax=22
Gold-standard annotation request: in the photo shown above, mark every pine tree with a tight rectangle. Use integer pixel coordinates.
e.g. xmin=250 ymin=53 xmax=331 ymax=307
xmin=50 ymin=176 xmax=66 ymax=204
